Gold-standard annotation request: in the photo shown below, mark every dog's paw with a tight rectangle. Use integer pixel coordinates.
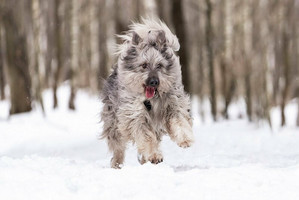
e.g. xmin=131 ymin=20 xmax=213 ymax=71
xmin=177 ymin=135 xmax=194 ymax=148
xmin=169 ymin=118 xmax=194 ymax=149
xmin=148 ymin=153 xmax=164 ymax=164
xmin=178 ymin=139 xmax=193 ymax=148
xmin=137 ymin=153 xmax=146 ymax=165
xmin=110 ymin=157 xmax=123 ymax=169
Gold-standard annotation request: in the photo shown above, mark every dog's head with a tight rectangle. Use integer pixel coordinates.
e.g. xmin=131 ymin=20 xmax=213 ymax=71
xmin=118 ymin=30 xmax=182 ymax=99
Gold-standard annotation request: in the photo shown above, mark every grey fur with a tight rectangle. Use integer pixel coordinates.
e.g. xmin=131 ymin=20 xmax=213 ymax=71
xmin=101 ymin=20 xmax=194 ymax=168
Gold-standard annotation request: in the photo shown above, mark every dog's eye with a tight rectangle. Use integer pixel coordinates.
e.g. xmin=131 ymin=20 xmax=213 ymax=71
xmin=157 ymin=63 xmax=163 ymax=69
xmin=141 ymin=63 xmax=148 ymax=69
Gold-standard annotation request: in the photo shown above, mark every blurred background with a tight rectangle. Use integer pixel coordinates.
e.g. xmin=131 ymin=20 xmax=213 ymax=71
xmin=0 ymin=0 xmax=298 ymax=127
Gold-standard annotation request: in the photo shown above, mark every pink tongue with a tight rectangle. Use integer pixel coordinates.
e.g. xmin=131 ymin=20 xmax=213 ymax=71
xmin=145 ymin=87 xmax=155 ymax=99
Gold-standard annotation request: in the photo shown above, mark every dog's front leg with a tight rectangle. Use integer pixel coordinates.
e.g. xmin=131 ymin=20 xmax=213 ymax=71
xmin=134 ymin=129 xmax=163 ymax=164
xmin=167 ymin=115 xmax=194 ymax=148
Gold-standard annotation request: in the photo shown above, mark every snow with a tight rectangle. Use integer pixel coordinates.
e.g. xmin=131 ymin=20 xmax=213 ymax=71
xmin=1 ymin=86 xmax=299 ymax=200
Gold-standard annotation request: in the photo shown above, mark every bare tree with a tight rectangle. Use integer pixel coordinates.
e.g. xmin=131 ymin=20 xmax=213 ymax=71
xmin=219 ymin=0 xmax=236 ymax=119
xmin=171 ymin=0 xmax=190 ymax=94
xmin=280 ymin=30 xmax=290 ymax=126
xmin=97 ymin=0 xmax=109 ymax=90
xmin=1 ymin=0 xmax=32 ymax=114
xmin=280 ymin=1 xmax=294 ymax=126
xmin=114 ymin=0 xmax=128 ymax=35
xmin=156 ymin=0 xmax=172 ymax=27
xmin=242 ymin=0 xmax=253 ymax=122
xmin=205 ymin=0 xmax=217 ymax=121
xmin=0 ymin=25 xmax=5 ymax=100
xmin=31 ymin=0 xmax=45 ymax=113
xmin=53 ymin=0 xmax=63 ymax=108
xmin=68 ymin=0 xmax=79 ymax=110
xmin=44 ymin=0 xmax=55 ymax=88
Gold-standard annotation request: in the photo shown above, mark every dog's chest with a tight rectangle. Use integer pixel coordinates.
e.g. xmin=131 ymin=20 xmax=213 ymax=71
xmin=143 ymin=98 xmax=166 ymax=130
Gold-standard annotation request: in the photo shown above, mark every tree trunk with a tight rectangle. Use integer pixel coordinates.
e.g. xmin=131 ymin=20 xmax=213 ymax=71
xmin=44 ymin=0 xmax=54 ymax=88
xmin=244 ymin=70 xmax=252 ymax=122
xmin=97 ymin=0 xmax=109 ymax=90
xmin=196 ymin=6 xmax=205 ymax=121
xmin=262 ymin=64 xmax=272 ymax=128
xmin=156 ymin=0 xmax=172 ymax=27
xmin=205 ymin=0 xmax=217 ymax=121
xmin=68 ymin=0 xmax=79 ymax=110
xmin=280 ymin=29 xmax=290 ymax=126
xmin=0 ymin=26 xmax=5 ymax=100
xmin=114 ymin=0 xmax=127 ymax=35
xmin=219 ymin=0 xmax=227 ymax=118
xmin=273 ymin=38 xmax=281 ymax=106
xmin=31 ymin=0 xmax=45 ymax=113
xmin=243 ymin=0 xmax=253 ymax=122
xmin=2 ymin=0 xmax=32 ymax=114
xmin=223 ymin=78 xmax=236 ymax=119
xmin=171 ymin=0 xmax=190 ymax=94
xmin=220 ymin=0 xmax=235 ymax=119
xmin=53 ymin=0 xmax=63 ymax=109
xmin=156 ymin=0 xmax=166 ymax=22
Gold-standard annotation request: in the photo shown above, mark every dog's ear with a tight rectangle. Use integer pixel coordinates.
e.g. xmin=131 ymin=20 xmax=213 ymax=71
xmin=132 ymin=31 xmax=142 ymax=45
xmin=157 ymin=30 xmax=166 ymax=46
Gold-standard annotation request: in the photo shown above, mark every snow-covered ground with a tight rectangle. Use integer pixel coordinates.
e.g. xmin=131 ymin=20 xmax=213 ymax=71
xmin=1 ymin=86 xmax=299 ymax=200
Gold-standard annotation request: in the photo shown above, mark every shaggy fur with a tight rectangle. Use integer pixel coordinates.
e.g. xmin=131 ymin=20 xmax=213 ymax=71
xmin=101 ymin=19 xmax=194 ymax=168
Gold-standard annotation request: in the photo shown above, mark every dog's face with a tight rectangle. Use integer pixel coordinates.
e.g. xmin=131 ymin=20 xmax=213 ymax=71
xmin=118 ymin=31 xmax=180 ymax=99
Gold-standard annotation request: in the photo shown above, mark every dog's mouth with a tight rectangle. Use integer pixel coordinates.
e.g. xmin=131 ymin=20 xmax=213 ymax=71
xmin=144 ymin=86 xmax=157 ymax=99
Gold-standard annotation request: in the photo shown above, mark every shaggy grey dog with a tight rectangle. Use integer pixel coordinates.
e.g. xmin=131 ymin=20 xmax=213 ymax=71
xmin=101 ymin=19 xmax=194 ymax=168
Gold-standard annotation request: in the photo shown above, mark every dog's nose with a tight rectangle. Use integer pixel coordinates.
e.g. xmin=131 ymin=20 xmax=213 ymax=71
xmin=148 ymin=77 xmax=159 ymax=87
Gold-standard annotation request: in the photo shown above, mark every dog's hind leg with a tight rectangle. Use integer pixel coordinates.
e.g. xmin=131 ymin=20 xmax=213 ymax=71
xmin=102 ymin=114 xmax=126 ymax=168
xmin=107 ymin=132 xmax=126 ymax=169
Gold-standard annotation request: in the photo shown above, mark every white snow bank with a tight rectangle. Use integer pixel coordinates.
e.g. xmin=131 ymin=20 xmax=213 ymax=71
xmin=1 ymin=156 xmax=299 ymax=200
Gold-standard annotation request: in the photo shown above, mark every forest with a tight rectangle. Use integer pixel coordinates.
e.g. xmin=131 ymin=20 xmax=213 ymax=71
xmin=0 ymin=0 xmax=298 ymax=127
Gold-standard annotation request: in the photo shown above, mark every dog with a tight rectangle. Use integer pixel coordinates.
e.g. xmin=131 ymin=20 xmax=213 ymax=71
xmin=101 ymin=19 xmax=194 ymax=168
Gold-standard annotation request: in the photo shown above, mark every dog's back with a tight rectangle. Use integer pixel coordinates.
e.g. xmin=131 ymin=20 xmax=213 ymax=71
xmin=101 ymin=65 xmax=119 ymax=140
